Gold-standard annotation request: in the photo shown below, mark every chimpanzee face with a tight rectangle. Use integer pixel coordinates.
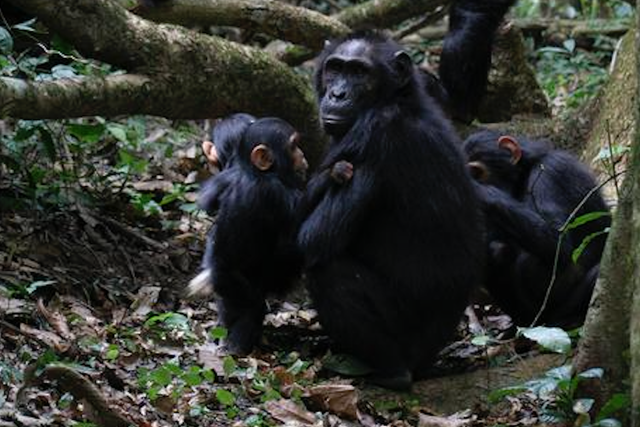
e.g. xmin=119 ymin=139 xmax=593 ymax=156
xmin=287 ymin=132 xmax=309 ymax=182
xmin=319 ymin=40 xmax=381 ymax=137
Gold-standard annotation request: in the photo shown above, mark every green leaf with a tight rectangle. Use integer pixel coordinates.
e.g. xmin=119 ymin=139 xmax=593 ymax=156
xmin=578 ymin=368 xmax=604 ymax=380
xmin=563 ymin=211 xmax=611 ymax=232
xmin=597 ymin=393 xmax=630 ymax=421
xmin=182 ymin=366 xmax=203 ymax=386
xmin=545 ymin=365 xmax=572 ymax=381
xmin=0 ymin=27 xmax=13 ymax=53
xmin=38 ymin=128 xmax=57 ymax=162
xmin=223 ymin=356 xmax=237 ymax=377
xmin=26 ymin=280 xmax=56 ymax=294
xmin=594 ymin=419 xmax=623 ymax=427
xmin=107 ymin=124 xmax=129 ymax=143
xmin=144 ymin=312 xmax=188 ymax=331
xmin=261 ymin=388 xmax=282 ymax=402
xmin=563 ymin=38 xmax=576 ymax=53
xmin=202 ymin=368 xmax=215 ymax=382
xmin=471 ymin=334 xmax=491 ymax=346
xmin=594 ymin=145 xmax=630 ymax=162
xmin=487 ymin=385 xmax=528 ymax=403
xmin=216 ymin=389 xmax=236 ymax=406
xmin=573 ymin=398 xmax=594 ymax=414
xmin=180 ymin=202 xmax=199 ymax=213
xmin=150 ymin=366 xmax=173 ymax=387
xmin=572 ymin=229 xmax=610 ymax=263
xmin=210 ymin=326 xmax=228 ymax=340
xmin=67 ymin=123 xmax=106 ymax=144
xmin=105 ymin=344 xmax=119 ymax=361
xmin=520 ymin=327 xmax=572 ymax=354
xmin=287 ymin=359 xmax=307 ymax=375
xmin=12 ymin=18 xmax=38 ymax=32
xmin=51 ymin=65 xmax=77 ymax=79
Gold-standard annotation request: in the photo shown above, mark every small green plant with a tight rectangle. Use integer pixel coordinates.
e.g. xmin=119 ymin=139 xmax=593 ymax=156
xmin=490 ymin=365 xmax=628 ymax=426
xmin=535 ymin=39 xmax=610 ymax=114
xmin=137 ymin=361 xmax=215 ymax=401
xmin=143 ymin=312 xmax=195 ymax=343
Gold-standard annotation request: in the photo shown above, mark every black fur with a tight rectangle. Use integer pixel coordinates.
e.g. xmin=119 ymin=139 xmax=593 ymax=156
xmin=199 ymin=117 xmax=303 ymax=355
xmin=198 ymin=114 xmax=256 ymax=275
xmin=299 ymin=32 xmax=485 ymax=389
xmin=439 ymin=0 xmax=517 ymax=122
xmin=209 ymin=113 xmax=256 ymax=170
xmin=464 ymin=130 xmax=610 ymax=327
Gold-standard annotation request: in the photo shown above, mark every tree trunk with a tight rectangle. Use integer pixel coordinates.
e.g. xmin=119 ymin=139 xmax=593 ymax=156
xmin=2 ymin=0 xmax=325 ymax=165
xmin=573 ymin=10 xmax=640 ymax=424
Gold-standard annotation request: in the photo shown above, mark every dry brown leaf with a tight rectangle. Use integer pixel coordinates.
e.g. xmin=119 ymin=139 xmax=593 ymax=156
xmin=264 ymin=399 xmax=316 ymax=425
xmin=0 ymin=296 xmax=31 ymax=316
xmin=132 ymin=180 xmax=174 ymax=193
xmin=36 ymin=299 xmax=74 ymax=340
xmin=62 ymin=296 xmax=101 ymax=326
xmin=130 ymin=286 xmax=161 ymax=320
xmin=418 ymin=411 xmax=473 ymax=427
xmin=304 ymin=384 xmax=359 ymax=420
xmin=198 ymin=343 xmax=226 ymax=377
xmin=19 ymin=324 xmax=69 ymax=352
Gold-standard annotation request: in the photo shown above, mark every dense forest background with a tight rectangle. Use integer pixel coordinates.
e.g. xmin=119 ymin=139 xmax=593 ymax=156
xmin=0 ymin=0 xmax=638 ymax=426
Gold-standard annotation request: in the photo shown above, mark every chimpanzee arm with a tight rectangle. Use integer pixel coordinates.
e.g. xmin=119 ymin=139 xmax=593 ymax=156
xmin=298 ymin=167 xmax=376 ymax=266
xmin=297 ymin=161 xmax=354 ymax=222
xmin=198 ymin=169 xmax=237 ymax=214
xmin=477 ymin=183 xmax=573 ymax=265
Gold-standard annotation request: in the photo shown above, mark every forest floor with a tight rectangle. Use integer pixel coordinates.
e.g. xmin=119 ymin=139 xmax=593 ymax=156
xmin=0 ymin=191 xmax=578 ymax=427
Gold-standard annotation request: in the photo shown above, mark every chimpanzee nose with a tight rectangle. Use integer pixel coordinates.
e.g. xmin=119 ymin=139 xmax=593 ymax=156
xmin=330 ymin=87 xmax=347 ymax=100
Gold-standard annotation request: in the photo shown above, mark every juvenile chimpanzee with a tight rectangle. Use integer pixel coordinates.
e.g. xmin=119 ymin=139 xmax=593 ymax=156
xmin=464 ymin=130 xmax=610 ymax=328
xmin=202 ymin=113 xmax=256 ymax=170
xmin=187 ymin=113 xmax=256 ymax=299
xmin=436 ymin=0 xmax=517 ymax=122
xmin=196 ymin=117 xmax=308 ymax=355
xmin=298 ymin=32 xmax=485 ymax=390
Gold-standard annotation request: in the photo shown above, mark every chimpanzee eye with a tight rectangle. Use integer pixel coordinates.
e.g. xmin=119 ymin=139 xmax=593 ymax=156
xmin=325 ymin=58 xmax=343 ymax=74
xmin=345 ymin=61 xmax=369 ymax=78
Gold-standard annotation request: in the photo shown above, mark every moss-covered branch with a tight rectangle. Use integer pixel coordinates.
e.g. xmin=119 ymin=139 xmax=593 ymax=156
xmin=336 ymin=0 xmax=447 ymax=30
xmin=134 ymin=0 xmax=448 ymax=65
xmin=4 ymin=0 xmax=325 ymax=165
xmin=0 ymin=75 xmax=154 ymax=119
xmin=136 ymin=0 xmax=350 ymax=50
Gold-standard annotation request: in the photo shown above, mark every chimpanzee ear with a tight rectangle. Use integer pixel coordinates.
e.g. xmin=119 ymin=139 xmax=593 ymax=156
xmin=202 ymin=140 xmax=219 ymax=167
xmin=393 ymin=50 xmax=413 ymax=86
xmin=250 ymin=144 xmax=274 ymax=171
xmin=498 ymin=135 xmax=522 ymax=165
xmin=468 ymin=160 xmax=490 ymax=182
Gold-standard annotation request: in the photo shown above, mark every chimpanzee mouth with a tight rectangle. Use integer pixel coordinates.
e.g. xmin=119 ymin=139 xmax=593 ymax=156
xmin=322 ymin=115 xmax=352 ymax=136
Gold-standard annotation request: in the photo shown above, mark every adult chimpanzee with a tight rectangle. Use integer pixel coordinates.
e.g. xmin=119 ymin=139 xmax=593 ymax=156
xmin=187 ymin=113 xmax=256 ymax=299
xmin=464 ymin=130 xmax=610 ymax=328
xmin=431 ymin=0 xmax=517 ymax=122
xmin=298 ymin=32 xmax=485 ymax=390
xmin=196 ymin=117 xmax=308 ymax=355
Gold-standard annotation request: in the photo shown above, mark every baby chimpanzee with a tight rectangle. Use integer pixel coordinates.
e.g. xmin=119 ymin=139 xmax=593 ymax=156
xmin=201 ymin=113 xmax=256 ymax=170
xmin=196 ymin=117 xmax=308 ymax=355
xmin=464 ymin=130 xmax=610 ymax=328
xmin=187 ymin=113 xmax=256 ymax=298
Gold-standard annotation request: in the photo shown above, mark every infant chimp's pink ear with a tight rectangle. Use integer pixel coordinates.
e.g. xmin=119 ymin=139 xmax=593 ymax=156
xmin=250 ymin=144 xmax=274 ymax=171
xmin=498 ymin=135 xmax=522 ymax=165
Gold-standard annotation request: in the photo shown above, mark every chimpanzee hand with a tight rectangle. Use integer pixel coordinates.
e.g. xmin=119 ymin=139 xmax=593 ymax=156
xmin=330 ymin=160 xmax=354 ymax=185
